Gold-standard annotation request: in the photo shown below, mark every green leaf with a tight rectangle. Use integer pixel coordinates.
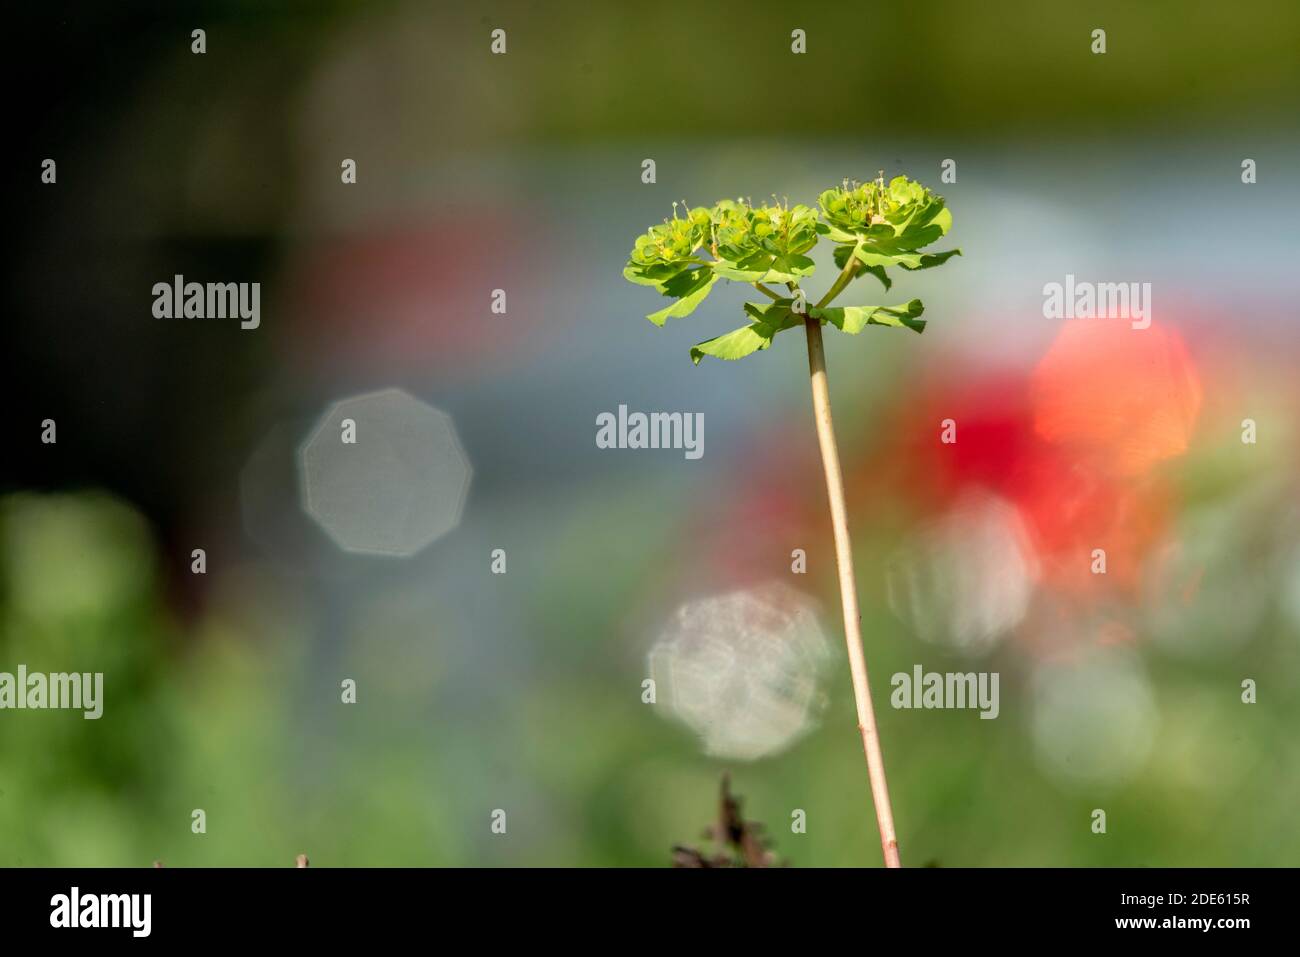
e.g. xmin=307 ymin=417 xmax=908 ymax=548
xmin=816 ymin=221 xmax=860 ymax=244
xmin=646 ymin=269 xmax=719 ymax=326
xmin=810 ymin=299 xmax=926 ymax=334
xmin=690 ymin=322 xmax=779 ymax=364
xmin=690 ymin=301 xmax=801 ymax=364
xmin=765 ymin=253 xmax=816 ymax=283
xmin=854 ymin=245 xmax=961 ymax=271
xmin=887 ymin=197 xmax=951 ymax=250
xmin=714 ymin=251 xmax=815 ymax=284
xmin=713 ymin=253 xmax=776 ymax=283
xmin=623 ymin=260 xmax=690 ymax=289
xmin=660 ymin=266 xmax=714 ymax=298
xmin=858 ymin=263 xmax=892 ymax=289
xmin=833 ymin=245 xmax=892 ymax=290
xmin=898 ymin=248 xmax=961 ymax=271
xmin=742 ymin=300 xmax=796 ymax=323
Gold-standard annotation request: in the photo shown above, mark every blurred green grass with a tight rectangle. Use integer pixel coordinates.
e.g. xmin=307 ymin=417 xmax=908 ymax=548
xmin=3 ymin=469 xmax=1297 ymax=866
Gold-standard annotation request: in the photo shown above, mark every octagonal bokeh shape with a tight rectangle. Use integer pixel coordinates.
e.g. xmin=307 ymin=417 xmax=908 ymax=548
xmin=299 ymin=388 xmax=472 ymax=557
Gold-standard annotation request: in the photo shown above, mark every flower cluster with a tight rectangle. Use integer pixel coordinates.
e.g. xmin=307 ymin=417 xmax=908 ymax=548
xmin=818 ymin=175 xmax=944 ymax=238
xmin=622 ymin=173 xmax=959 ymax=362
xmin=627 ymin=205 xmax=711 ymax=271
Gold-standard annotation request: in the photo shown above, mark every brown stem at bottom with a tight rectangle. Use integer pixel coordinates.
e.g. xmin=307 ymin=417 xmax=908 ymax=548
xmin=803 ymin=315 xmax=901 ymax=868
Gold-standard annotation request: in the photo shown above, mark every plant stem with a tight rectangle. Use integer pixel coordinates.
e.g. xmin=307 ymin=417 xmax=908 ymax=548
xmin=815 ymin=246 xmax=862 ymax=310
xmin=802 ymin=314 xmax=902 ymax=868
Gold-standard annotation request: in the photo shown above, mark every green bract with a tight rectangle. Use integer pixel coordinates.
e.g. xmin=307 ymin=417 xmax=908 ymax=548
xmin=818 ymin=175 xmax=958 ymax=271
xmin=624 ymin=175 xmax=959 ymax=357
xmin=710 ymin=201 xmax=820 ymax=285
xmin=624 ymin=208 xmax=710 ymax=285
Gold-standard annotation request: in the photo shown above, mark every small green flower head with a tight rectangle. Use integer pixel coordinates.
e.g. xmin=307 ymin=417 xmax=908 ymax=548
xmin=750 ymin=203 xmax=819 ymax=255
xmin=873 ymin=176 xmax=949 ymax=238
xmin=709 ymin=200 xmax=819 ymax=263
xmin=628 ymin=204 xmax=711 ymax=269
xmin=818 ymin=174 xmax=954 ymax=259
xmin=709 ymin=199 xmax=755 ymax=261
xmin=818 ymin=179 xmax=883 ymax=233
xmin=818 ymin=174 xmax=942 ymax=234
xmin=881 ymin=175 xmax=929 ymax=211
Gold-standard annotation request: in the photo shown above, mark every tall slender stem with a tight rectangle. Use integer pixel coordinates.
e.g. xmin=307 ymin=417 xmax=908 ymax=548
xmin=803 ymin=315 xmax=901 ymax=868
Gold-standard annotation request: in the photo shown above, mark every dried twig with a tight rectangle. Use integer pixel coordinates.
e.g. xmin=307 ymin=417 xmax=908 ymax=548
xmin=672 ymin=774 xmax=780 ymax=867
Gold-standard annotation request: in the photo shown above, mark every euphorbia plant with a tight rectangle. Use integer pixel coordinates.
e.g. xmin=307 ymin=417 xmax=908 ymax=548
xmin=624 ymin=173 xmax=959 ymax=867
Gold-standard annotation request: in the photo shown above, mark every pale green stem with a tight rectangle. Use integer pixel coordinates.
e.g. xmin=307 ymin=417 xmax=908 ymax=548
xmin=803 ymin=313 xmax=901 ymax=868
xmin=801 ymin=237 xmax=900 ymax=867
xmin=815 ymin=243 xmax=863 ymax=310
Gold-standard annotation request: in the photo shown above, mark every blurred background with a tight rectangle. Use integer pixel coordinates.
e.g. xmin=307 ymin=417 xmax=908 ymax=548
xmin=3 ymin=0 xmax=1299 ymax=866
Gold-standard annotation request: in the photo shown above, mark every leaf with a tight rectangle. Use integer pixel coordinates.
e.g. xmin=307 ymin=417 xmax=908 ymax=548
xmin=858 ymin=263 xmax=893 ymax=290
xmin=660 ymin=266 xmax=714 ymax=298
xmin=714 ymin=252 xmax=815 ymax=284
xmin=742 ymin=300 xmax=797 ymax=323
xmin=854 ymin=245 xmax=961 ymax=271
xmin=886 ymin=197 xmax=951 ymax=250
xmin=810 ymin=299 xmax=926 ymax=334
xmin=816 ymin=221 xmax=860 ymax=244
xmin=646 ymin=269 xmax=719 ymax=326
xmin=764 ymin=253 xmax=816 ymax=283
xmin=713 ymin=253 xmax=776 ymax=283
xmin=898 ymin=248 xmax=962 ymax=271
xmin=623 ymin=260 xmax=690 ymax=289
xmin=833 ymin=245 xmax=892 ymax=290
xmin=690 ymin=322 xmax=780 ymax=364
xmin=690 ymin=302 xmax=801 ymax=364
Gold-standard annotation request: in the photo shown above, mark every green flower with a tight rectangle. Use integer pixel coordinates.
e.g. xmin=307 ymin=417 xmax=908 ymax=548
xmin=819 ymin=175 xmax=958 ymax=272
xmin=627 ymin=206 xmax=711 ymax=272
xmin=709 ymin=200 xmax=818 ymax=284
xmin=818 ymin=180 xmax=885 ymax=234
xmin=751 ymin=203 xmax=819 ymax=255
xmin=623 ymin=204 xmax=719 ymax=324
xmin=709 ymin=199 xmax=755 ymax=262
xmin=620 ymin=175 xmax=959 ymax=353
